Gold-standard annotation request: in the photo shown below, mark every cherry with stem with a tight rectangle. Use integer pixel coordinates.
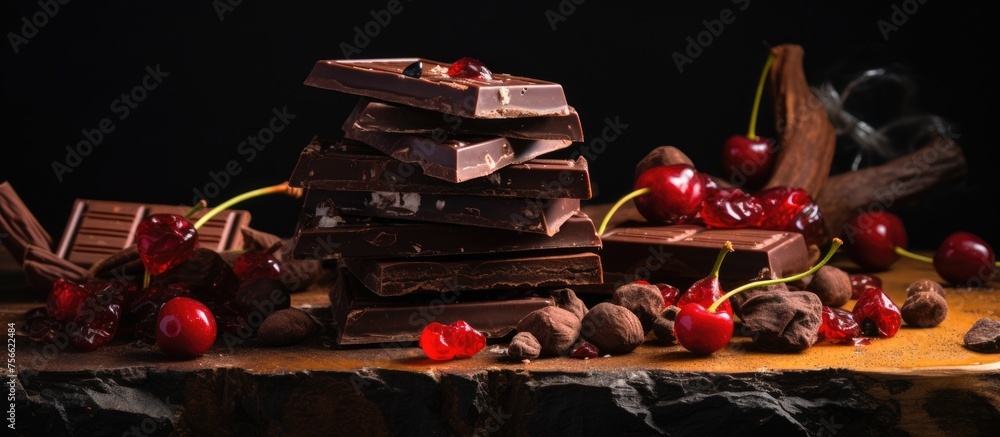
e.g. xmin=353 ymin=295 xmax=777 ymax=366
xmin=722 ymin=52 xmax=776 ymax=189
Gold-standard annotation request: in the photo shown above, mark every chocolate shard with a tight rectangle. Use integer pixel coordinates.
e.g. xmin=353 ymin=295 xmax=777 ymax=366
xmin=304 ymin=58 xmax=571 ymax=119
xmin=329 ymin=268 xmax=554 ymax=345
xmin=0 ymin=181 xmax=54 ymax=263
xmin=55 ymin=199 xmax=251 ymax=268
xmin=290 ymin=195 xmax=601 ymax=260
xmin=597 ymin=225 xmax=810 ymax=291
xmin=343 ymin=97 xmax=585 ymax=141
xmin=342 ymin=128 xmax=572 ymax=183
xmin=310 ymin=188 xmax=579 ymax=236
xmin=288 ymin=137 xmax=592 ymax=199
xmin=344 ymin=251 xmax=602 ymax=296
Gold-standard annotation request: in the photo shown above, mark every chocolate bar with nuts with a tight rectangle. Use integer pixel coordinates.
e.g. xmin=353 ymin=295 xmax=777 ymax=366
xmin=288 ymin=137 xmax=591 ymax=199
xmin=309 ymin=188 xmax=580 ymax=236
xmin=597 ymin=224 xmax=811 ymax=291
xmin=329 ymin=267 xmax=554 ymax=345
xmin=341 ymin=128 xmax=572 ymax=183
xmin=342 ymin=97 xmax=584 ymax=141
xmin=56 ymin=199 xmax=251 ymax=268
xmin=304 ymin=57 xmax=571 ymax=119
xmin=344 ymin=251 xmax=602 ymax=296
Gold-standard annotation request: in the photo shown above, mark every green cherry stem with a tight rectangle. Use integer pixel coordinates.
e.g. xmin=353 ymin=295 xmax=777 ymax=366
xmin=895 ymin=245 xmax=1000 ymax=266
xmin=707 ymin=237 xmax=844 ymax=313
xmin=746 ymin=53 xmax=775 ymax=140
xmin=597 ymin=187 xmax=650 ymax=236
xmin=193 ymin=181 xmax=302 ymax=230
xmin=710 ymin=240 xmax=735 ymax=278
xmin=184 ymin=199 xmax=208 ymax=218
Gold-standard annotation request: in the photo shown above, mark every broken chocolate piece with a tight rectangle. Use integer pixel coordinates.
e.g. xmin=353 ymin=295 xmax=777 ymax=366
xmin=288 ymin=137 xmax=592 ymax=199
xmin=55 ymin=199 xmax=251 ymax=268
xmin=304 ymin=57 xmax=571 ymax=119
xmin=599 ymin=225 xmax=810 ymax=291
xmin=343 ymin=97 xmax=584 ymax=141
xmin=330 ymin=269 xmax=552 ymax=345
xmin=314 ymin=189 xmax=580 ymax=235
xmin=964 ymin=318 xmax=1000 ymax=353
xmin=344 ymin=252 xmax=601 ymax=296
xmin=738 ymin=291 xmax=823 ymax=352
xmin=342 ymin=129 xmax=572 ymax=183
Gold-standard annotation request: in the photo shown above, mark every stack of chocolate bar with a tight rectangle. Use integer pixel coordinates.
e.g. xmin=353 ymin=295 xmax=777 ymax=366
xmin=288 ymin=58 xmax=603 ymax=345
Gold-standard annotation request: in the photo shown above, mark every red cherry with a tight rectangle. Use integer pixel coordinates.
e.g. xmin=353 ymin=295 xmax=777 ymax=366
xmin=656 ymin=283 xmax=682 ymax=307
xmin=674 ymin=302 xmax=734 ymax=354
xmin=448 ymin=320 xmax=486 ymax=358
xmin=933 ymin=231 xmax=997 ymax=287
xmin=632 ymin=164 xmax=708 ymax=225
xmin=47 ymin=278 xmax=97 ymax=321
xmin=676 ymin=242 xmax=734 ymax=317
xmin=852 ymin=286 xmax=901 ymax=338
xmin=817 ymin=306 xmax=860 ymax=344
xmin=447 ymin=57 xmax=492 ymax=81
xmin=722 ymin=135 xmax=774 ymax=189
xmin=419 ymin=322 xmax=455 ymax=361
xmin=70 ymin=301 xmax=121 ymax=352
xmin=156 ymin=297 xmax=217 ymax=359
xmin=756 ymin=186 xmax=828 ymax=246
xmin=700 ymin=187 xmax=764 ymax=229
xmin=136 ymin=214 xmax=199 ymax=276
xmin=843 ymin=211 xmax=908 ymax=271
xmin=722 ymin=51 xmax=776 ymax=190
xmin=233 ymin=251 xmax=282 ymax=284
xmin=849 ymin=273 xmax=883 ymax=300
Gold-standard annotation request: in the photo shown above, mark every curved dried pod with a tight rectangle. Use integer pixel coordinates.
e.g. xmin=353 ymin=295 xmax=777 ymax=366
xmin=762 ymin=44 xmax=836 ymax=197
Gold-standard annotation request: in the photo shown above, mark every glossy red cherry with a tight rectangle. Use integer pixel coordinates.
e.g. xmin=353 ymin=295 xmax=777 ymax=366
xmin=675 ymin=303 xmax=734 ymax=355
xmin=447 ymin=57 xmax=492 ymax=81
xmin=677 ymin=242 xmax=734 ymax=317
xmin=852 ymin=286 xmax=901 ymax=338
xmin=136 ymin=214 xmax=199 ymax=276
xmin=842 ymin=211 xmax=908 ymax=271
xmin=722 ymin=52 xmax=776 ymax=190
xmin=632 ymin=164 xmax=708 ymax=225
xmin=233 ymin=251 xmax=282 ymax=284
xmin=817 ymin=306 xmax=860 ymax=344
xmin=933 ymin=231 xmax=997 ymax=287
xmin=700 ymin=187 xmax=764 ymax=229
xmin=156 ymin=297 xmax=217 ymax=359
xmin=849 ymin=273 xmax=883 ymax=300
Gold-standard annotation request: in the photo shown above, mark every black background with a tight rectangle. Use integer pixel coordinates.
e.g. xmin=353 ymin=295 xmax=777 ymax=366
xmin=3 ymin=0 xmax=998 ymax=251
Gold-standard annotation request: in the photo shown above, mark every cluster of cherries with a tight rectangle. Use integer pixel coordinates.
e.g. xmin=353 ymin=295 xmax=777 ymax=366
xmin=24 ymin=213 xmax=287 ymax=359
xmin=419 ymin=320 xmax=487 ymax=361
xmin=844 ymin=211 xmax=998 ymax=287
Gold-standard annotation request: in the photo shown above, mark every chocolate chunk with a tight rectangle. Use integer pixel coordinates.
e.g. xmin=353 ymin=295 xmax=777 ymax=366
xmin=805 ymin=265 xmax=852 ymax=307
xmin=343 ymin=97 xmax=584 ymax=141
xmin=55 ymin=199 xmax=250 ymax=268
xmin=600 ymin=225 xmax=810 ymax=291
xmin=652 ymin=305 xmax=681 ymax=344
xmin=738 ymin=291 xmax=823 ymax=352
xmin=330 ymin=269 xmax=552 ymax=345
xmin=901 ymin=292 xmax=948 ymax=328
xmin=291 ymin=200 xmax=601 ymax=260
xmin=345 ymin=252 xmax=602 ymax=296
xmin=515 ymin=306 xmax=581 ymax=357
xmin=611 ymin=282 xmax=663 ymax=333
xmin=551 ymin=288 xmax=588 ymax=321
xmin=580 ymin=302 xmax=645 ymax=355
xmin=964 ymin=318 xmax=1000 ymax=353
xmin=304 ymin=57 xmax=571 ymax=119
xmin=906 ymin=278 xmax=946 ymax=298
xmin=288 ymin=137 xmax=592 ymax=198
xmin=257 ymin=308 xmax=317 ymax=347
xmin=312 ymin=189 xmax=580 ymax=235
xmin=341 ymin=129 xmax=572 ymax=183
xmin=506 ymin=331 xmax=541 ymax=360
xmin=401 ymin=61 xmax=422 ymax=78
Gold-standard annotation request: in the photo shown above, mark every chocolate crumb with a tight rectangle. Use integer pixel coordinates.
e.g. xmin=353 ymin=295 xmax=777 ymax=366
xmin=515 ymin=306 xmax=581 ymax=357
xmin=806 ymin=265 xmax=852 ymax=307
xmin=580 ymin=302 xmax=644 ymax=355
xmin=738 ymin=291 xmax=823 ymax=352
xmin=963 ymin=318 xmax=1000 ymax=353
xmin=551 ymin=288 xmax=588 ymax=321
xmin=610 ymin=282 xmax=663 ymax=333
xmin=507 ymin=331 xmax=541 ymax=360
xmin=906 ymin=278 xmax=946 ymax=298
xmin=901 ymin=292 xmax=948 ymax=327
